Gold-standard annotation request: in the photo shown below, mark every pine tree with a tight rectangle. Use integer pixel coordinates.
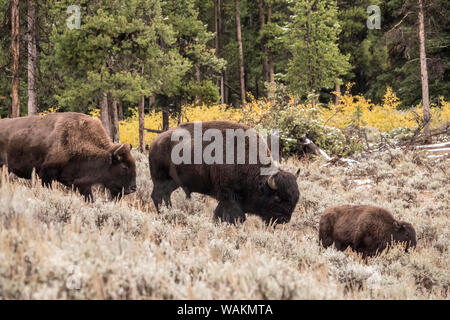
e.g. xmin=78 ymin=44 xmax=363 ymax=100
xmin=46 ymin=0 xmax=187 ymax=140
xmin=285 ymin=0 xmax=350 ymax=100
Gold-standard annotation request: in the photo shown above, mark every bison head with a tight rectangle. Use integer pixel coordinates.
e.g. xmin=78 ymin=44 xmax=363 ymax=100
xmin=248 ymin=169 xmax=299 ymax=224
xmin=105 ymin=144 xmax=137 ymax=198
xmin=393 ymin=221 xmax=417 ymax=251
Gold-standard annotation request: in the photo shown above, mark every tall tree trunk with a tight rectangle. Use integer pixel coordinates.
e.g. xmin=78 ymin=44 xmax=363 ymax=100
xmin=214 ymin=0 xmax=219 ymax=61
xmin=162 ymin=108 xmax=169 ymax=132
xmin=138 ymin=96 xmax=145 ymax=152
xmin=27 ymin=0 xmax=37 ymax=116
xmin=195 ymin=65 xmax=201 ymax=104
xmin=100 ymin=92 xmax=111 ymax=138
xmin=268 ymin=51 xmax=274 ymax=84
xmin=110 ymin=97 xmax=120 ymax=143
xmin=235 ymin=0 xmax=246 ymax=105
xmin=267 ymin=5 xmax=275 ymax=103
xmin=258 ymin=0 xmax=268 ymax=87
xmin=215 ymin=0 xmax=225 ymax=104
xmin=218 ymin=0 xmax=225 ymax=104
xmin=418 ymin=0 xmax=431 ymax=143
xmin=149 ymin=95 xmax=155 ymax=109
xmin=118 ymin=99 xmax=124 ymax=121
xmin=10 ymin=0 xmax=20 ymax=118
xmin=334 ymin=83 xmax=341 ymax=105
xmin=220 ymin=0 xmax=228 ymax=104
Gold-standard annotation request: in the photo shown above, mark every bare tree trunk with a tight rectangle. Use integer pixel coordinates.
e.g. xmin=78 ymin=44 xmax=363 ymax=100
xmin=418 ymin=0 xmax=431 ymax=143
xmin=110 ymin=98 xmax=120 ymax=143
xmin=218 ymin=0 xmax=225 ymax=104
xmin=220 ymin=0 xmax=228 ymax=104
xmin=215 ymin=0 xmax=225 ymax=104
xmin=149 ymin=95 xmax=155 ymax=109
xmin=214 ymin=0 xmax=219 ymax=61
xmin=235 ymin=0 xmax=246 ymax=105
xmin=268 ymin=53 xmax=274 ymax=84
xmin=10 ymin=0 xmax=20 ymax=118
xmin=162 ymin=108 xmax=169 ymax=132
xmin=335 ymin=83 xmax=341 ymax=105
xmin=195 ymin=65 xmax=201 ymax=104
xmin=267 ymin=5 xmax=275 ymax=103
xmin=27 ymin=0 xmax=37 ymax=116
xmin=118 ymin=99 xmax=124 ymax=121
xmin=100 ymin=92 xmax=111 ymax=138
xmin=258 ymin=0 xmax=268 ymax=87
xmin=138 ymin=96 xmax=145 ymax=152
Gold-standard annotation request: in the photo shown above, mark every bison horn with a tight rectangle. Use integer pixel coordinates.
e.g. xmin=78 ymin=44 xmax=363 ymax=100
xmin=267 ymin=174 xmax=278 ymax=190
xmin=114 ymin=144 xmax=124 ymax=156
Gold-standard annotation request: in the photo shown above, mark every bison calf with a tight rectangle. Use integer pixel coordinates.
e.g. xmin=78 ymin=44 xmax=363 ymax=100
xmin=319 ymin=205 xmax=416 ymax=257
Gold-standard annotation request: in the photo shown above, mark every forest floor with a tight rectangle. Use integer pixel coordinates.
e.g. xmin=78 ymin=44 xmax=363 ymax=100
xmin=0 ymin=147 xmax=448 ymax=299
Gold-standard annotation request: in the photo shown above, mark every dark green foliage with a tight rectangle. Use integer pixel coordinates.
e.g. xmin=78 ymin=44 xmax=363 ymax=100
xmin=0 ymin=0 xmax=448 ymax=116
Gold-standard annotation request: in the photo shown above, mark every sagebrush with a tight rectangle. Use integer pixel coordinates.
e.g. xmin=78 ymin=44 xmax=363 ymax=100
xmin=0 ymin=148 xmax=448 ymax=299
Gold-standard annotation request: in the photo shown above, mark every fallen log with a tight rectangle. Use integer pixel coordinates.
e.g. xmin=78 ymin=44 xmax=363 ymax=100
xmin=144 ymin=128 xmax=164 ymax=134
xmin=415 ymin=142 xmax=450 ymax=150
xmin=283 ymin=136 xmax=360 ymax=166
xmin=407 ymin=123 xmax=450 ymax=146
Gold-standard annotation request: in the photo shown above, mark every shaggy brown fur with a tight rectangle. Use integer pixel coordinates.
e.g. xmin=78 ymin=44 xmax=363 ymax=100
xmin=0 ymin=112 xmax=136 ymax=200
xmin=148 ymin=121 xmax=300 ymax=224
xmin=319 ymin=205 xmax=417 ymax=257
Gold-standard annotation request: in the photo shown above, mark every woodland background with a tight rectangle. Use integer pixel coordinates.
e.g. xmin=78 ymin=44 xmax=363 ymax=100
xmin=0 ymin=0 xmax=449 ymax=154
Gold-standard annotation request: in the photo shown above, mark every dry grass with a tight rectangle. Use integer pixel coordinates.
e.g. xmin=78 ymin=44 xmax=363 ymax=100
xmin=0 ymin=149 xmax=448 ymax=299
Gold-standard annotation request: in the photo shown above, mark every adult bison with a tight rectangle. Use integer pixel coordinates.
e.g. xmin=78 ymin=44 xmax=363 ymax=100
xmin=0 ymin=112 xmax=136 ymax=200
xmin=148 ymin=121 xmax=299 ymax=224
xmin=319 ymin=205 xmax=417 ymax=257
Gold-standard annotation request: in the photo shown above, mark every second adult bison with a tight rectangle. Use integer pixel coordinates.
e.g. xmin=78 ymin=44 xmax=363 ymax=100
xmin=148 ymin=121 xmax=299 ymax=224
xmin=319 ymin=205 xmax=417 ymax=257
xmin=0 ymin=112 xmax=137 ymax=200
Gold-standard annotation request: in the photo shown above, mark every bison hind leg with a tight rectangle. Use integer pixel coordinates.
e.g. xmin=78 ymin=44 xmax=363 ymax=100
xmin=151 ymin=189 xmax=163 ymax=212
xmin=214 ymin=200 xmax=246 ymax=224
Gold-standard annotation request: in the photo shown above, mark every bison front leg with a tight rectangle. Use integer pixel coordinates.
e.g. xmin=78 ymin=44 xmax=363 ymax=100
xmin=38 ymin=165 xmax=60 ymax=187
xmin=214 ymin=200 xmax=246 ymax=224
xmin=78 ymin=185 xmax=93 ymax=202
xmin=72 ymin=178 xmax=94 ymax=202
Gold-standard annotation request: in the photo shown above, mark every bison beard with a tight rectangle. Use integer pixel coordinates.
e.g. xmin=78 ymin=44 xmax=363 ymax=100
xmin=148 ymin=121 xmax=300 ymax=224
xmin=0 ymin=112 xmax=137 ymax=201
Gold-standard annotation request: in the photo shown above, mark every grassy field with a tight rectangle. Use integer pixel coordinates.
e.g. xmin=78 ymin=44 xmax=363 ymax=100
xmin=0 ymin=148 xmax=448 ymax=299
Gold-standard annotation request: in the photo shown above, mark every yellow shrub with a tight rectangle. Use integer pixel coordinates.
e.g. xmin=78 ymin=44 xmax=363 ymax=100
xmin=119 ymin=104 xmax=242 ymax=147
xmin=39 ymin=106 xmax=61 ymax=115
xmin=115 ymin=88 xmax=450 ymax=146
xmin=308 ymin=86 xmax=448 ymax=132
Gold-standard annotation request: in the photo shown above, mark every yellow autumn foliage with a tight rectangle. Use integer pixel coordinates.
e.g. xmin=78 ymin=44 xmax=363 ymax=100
xmin=39 ymin=106 xmax=61 ymax=115
xmin=38 ymin=87 xmax=448 ymax=146
xmin=119 ymin=103 xmax=242 ymax=147
xmin=117 ymin=87 xmax=449 ymax=146
xmin=320 ymin=86 xmax=450 ymax=131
